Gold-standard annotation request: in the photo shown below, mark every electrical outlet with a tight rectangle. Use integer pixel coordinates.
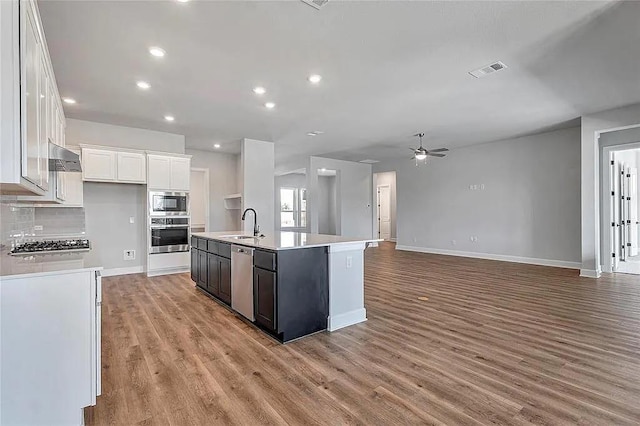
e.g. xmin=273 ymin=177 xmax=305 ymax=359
xmin=451 ymin=239 xmax=457 ymax=246
xmin=129 ymin=216 xmax=135 ymax=224
xmin=34 ymin=225 xmax=43 ymax=231
xmin=480 ymin=184 xmax=485 ymax=190
xmin=123 ymin=250 xmax=136 ymax=261
xmin=413 ymin=237 xmax=417 ymax=243
xmin=346 ymin=256 xmax=353 ymax=268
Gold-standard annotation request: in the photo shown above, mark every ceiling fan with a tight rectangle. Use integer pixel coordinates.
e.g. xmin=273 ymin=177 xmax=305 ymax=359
xmin=410 ymin=133 xmax=448 ymax=165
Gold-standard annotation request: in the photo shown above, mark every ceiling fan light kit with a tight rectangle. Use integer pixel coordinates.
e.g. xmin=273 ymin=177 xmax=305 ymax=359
xmin=410 ymin=132 xmax=448 ymax=166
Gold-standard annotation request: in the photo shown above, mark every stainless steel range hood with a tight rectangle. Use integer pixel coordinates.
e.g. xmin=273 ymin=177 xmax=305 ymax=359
xmin=49 ymin=143 xmax=82 ymax=172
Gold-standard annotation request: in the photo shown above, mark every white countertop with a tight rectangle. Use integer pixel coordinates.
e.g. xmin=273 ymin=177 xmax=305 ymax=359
xmin=191 ymin=231 xmax=379 ymax=251
xmin=0 ymin=250 xmax=103 ymax=279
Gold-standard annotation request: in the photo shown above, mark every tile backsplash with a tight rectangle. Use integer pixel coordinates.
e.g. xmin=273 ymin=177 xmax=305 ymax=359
xmin=0 ymin=198 xmax=86 ymax=249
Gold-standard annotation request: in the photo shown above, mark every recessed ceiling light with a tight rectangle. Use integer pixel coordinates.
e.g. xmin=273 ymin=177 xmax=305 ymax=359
xmin=149 ymin=47 xmax=166 ymax=58
xmin=253 ymin=86 xmax=266 ymax=95
xmin=164 ymin=115 xmax=175 ymax=122
xmin=62 ymin=98 xmax=76 ymax=104
xmin=213 ymin=144 xmax=221 ymax=149
xmin=308 ymin=74 xmax=322 ymax=84
xmin=265 ymin=102 xmax=276 ymax=109
xmin=136 ymin=81 xmax=150 ymax=90
xmin=176 ymin=0 xmax=190 ymax=3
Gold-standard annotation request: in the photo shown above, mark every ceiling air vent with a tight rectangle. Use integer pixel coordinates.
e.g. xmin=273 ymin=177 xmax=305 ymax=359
xmin=359 ymin=159 xmax=380 ymax=164
xmin=469 ymin=61 xmax=508 ymax=78
xmin=301 ymin=0 xmax=329 ymax=10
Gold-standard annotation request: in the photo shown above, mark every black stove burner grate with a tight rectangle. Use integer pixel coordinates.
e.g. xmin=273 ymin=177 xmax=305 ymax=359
xmin=10 ymin=239 xmax=91 ymax=254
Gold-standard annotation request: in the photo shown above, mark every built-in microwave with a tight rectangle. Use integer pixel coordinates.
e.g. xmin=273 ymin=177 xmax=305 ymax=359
xmin=149 ymin=191 xmax=189 ymax=216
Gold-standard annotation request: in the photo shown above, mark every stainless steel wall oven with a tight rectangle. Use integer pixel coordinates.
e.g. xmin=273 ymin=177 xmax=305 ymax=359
xmin=149 ymin=217 xmax=190 ymax=254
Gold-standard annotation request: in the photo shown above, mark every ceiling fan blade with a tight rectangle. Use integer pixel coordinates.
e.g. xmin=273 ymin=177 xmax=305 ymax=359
xmin=410 ymin=156 xmax=416 ymax=160
xmin=427 ymin=153 xmax=446 ymax=157
xmin=428 ymin=148 xmax=449 ymax=153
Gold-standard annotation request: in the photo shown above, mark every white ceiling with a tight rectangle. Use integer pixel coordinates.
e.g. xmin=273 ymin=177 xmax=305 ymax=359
xmin=38 ymin=1 xmax=640 ymax=165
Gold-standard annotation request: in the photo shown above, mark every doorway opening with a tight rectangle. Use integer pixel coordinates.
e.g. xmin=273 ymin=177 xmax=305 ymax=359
xmin=190 ymin=168 xmax=209 ymax=233
xmin=373 ymin=172 xmax=397 ymax=242
xmin=601 ymin=137 xmax=640 ymax=275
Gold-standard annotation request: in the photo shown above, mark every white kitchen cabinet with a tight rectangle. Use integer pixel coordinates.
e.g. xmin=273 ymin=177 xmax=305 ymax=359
xmin=170 ymin=157 xmax=191 ymax=190
xmin=147 ymin=153 xmax=191 ymax=191
xmin=1 ymin=267 xmax=102 ymax=424
xmin=1 ymin=0 xmax=65 ymax=195
xmin=37 ymin=47 xmax=49 ymax=191
xmin=21 ymin=2 xmax=42 ymax=188
xmin=82 ymin=146 xmax=148 ymax=185
xmin=82 ymin=148 xmax=117 ymax=182
xmin=147 ymin=155 xmax=172 ymax=189
xmin=62 ymin=169 xmax=84 ymax=207
xmin=117 ymin=151 xmax=147 ymax=183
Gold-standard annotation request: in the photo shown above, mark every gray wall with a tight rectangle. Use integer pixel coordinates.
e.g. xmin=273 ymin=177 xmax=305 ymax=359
xmin=82 ymin=183 xmax=146 ymax=270
xmin=317 ymin=175 xmax=337 ymax=235
xmin=241 ymin=139 xmax=275 ymax=234
xmin=186 ymin=148 xmax=239 ymax=232
xmin=67 ymin=119 xmax=185 ymax=153
xmin=373 ymin=171 xmax=397 ymax=240
xmin=374 ymin=126 xmax=582 ymax=264
xmin=308 ymin=157 xmax=373 ymax=238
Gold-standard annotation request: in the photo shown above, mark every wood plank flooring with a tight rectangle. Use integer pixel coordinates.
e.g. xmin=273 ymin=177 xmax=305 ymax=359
xmin=85 ymin=242 xmax=640 ymax=425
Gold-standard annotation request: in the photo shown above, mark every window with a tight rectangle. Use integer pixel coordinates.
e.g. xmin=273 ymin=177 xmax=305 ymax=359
xmin=280 ymin=187 xmax=306 ymax=228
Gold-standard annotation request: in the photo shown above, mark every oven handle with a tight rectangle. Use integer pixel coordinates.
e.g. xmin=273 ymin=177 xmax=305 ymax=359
xmin=150 ymin=225 xmax=190 ymax=229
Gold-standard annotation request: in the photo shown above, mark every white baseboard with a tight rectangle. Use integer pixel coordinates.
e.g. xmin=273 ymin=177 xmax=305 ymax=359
xmin=328 ymin=308 xmax=367 ymax=332
xmin=147 ymin=267 xmax=190 ymax=277
xmin=389 ymin=238 xmax=397 ymax=242
xmin=580 ymin=268 xmax=602 ymax=278
xmin=395 ymin=245 xmax=581 ymax=270
xmin=101 ymin=265 xmax=145 ymax=277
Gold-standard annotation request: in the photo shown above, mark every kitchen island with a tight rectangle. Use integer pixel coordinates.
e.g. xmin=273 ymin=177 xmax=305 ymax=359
xmin=190 ymin=231 xmax=377 ymax=342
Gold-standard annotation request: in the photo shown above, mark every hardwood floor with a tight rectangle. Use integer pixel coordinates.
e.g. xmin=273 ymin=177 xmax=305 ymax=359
xmin=85 ymin=242 xmax=640 ymax=425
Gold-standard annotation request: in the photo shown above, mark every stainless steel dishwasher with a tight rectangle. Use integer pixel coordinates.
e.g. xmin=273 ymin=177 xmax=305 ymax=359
xmin=231 ymin=245 xmax=255 ymax=321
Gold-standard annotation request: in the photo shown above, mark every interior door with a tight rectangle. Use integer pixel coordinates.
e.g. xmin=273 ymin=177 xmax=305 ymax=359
xmin=377 ymin=185 xmax=391 ymax=240
xmin=630 ymin=167 xmax=638 ymax=256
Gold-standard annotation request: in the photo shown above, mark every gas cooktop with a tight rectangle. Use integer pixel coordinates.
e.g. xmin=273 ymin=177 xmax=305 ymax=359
xmin=9 ymin=239 xmax=91 ymax=255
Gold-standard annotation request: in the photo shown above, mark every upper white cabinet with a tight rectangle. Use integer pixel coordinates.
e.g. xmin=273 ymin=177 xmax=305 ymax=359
xmin=82 ymin=148 xmax=117 ymax=182
xmin=81 ymin=146 xmax=147 ymax=184
xmin=21 ymin=1 xmax=42 ymax=189
xmin=147 ymin=154 xmax=191 ymax=191
xmin=170 ymin=157 xmax=191 ymax=191
xmin=116 ymin=152 xmax=146 ymax=183
xmin=147 ymin=155 xmax=171 ymax=189
xmin=0 ymin=0 xmax=66 ymax=195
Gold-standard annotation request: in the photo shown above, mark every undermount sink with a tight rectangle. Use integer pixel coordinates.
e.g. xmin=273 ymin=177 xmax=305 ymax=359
xmin=221 ymin=235 xmax=259 ymax=240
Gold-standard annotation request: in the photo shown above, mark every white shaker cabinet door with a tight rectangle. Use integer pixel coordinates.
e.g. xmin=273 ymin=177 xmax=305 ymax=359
xmin=21 ymin=4 xmax=41 ymax=187
xmin=116 ymin=152 xmax=146 ymax=183
xmin=82 ymin=148 xmax=117 ymax=182
xmin=147 ymin=155 xmax=172 ymax=189
xmin=170 ymin=157 xmax=191 ymax=191
xmin=37 ymin=48 xmax=49 ymax=191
